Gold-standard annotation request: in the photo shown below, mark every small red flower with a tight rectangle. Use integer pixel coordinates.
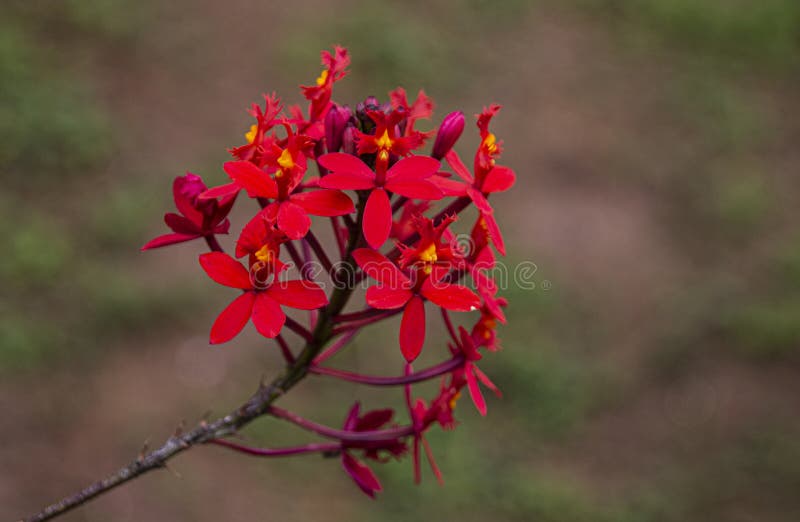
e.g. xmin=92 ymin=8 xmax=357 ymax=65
xmin=301 ymin=46 xmax=350 ymax=127
xmin=203 ymin=130 xmax=354 ymax=239
xmin=229 ymin=93 xmax=283 ymax=165
xmin=318 ymin=153 xmax=442 ymax=248
xmin=355 ymin=109 xmax=428 ymax=169
xmin=199 ymin=251 xmax=328 ymax=344
xmin=444 ymin=105 xmax=516 ymax=255
xmin=142 ymin=173 xmax=235 ymax=250
xmin=449 ymin=327 xmax=501 ymax=416
xmin=389 ymin=87 xmax=434 ymax=136
xmin=353 ymin=248 xmax=479 ymax=361
xmin=340 ymin=402 xmax=406 ymax=498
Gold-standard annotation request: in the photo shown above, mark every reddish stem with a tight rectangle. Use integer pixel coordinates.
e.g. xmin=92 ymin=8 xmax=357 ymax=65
xmin=283 ymin=316 xmax=313 ymax=342
xmin=275 ymin=334 xmax=295 ymax=364
xmin=333 ymin=307 xmax=388 ymax=324
xmin=310 ymin=356 xmax=464 ymax=386
xmin=210 ymin=438 xmax=340 ymax=457
xmin=313 ymin=329 xmax=358 ymax=365
xmin=268 ymin=406 xmax=415 ymax=443
xmin=330 ymin=217 xmax=346 ymax=259
xmin=305 ymin=229 xmax=334 ymax=275
xmin=441 ymin=308 xmax=458 ymax=344
xmin=330 ymin=309 xmax=401 ymax=336
xmin=204 ymin=234 xmax=223 ymax=252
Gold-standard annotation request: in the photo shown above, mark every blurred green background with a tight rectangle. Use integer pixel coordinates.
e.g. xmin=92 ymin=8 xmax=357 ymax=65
xmin=2 ymin=0 xmax=799 ymax=520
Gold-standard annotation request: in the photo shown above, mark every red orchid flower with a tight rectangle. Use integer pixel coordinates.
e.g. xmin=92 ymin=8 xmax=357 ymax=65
xmin=471 ymin=293 xmax=508 ymax=352
xmin=355 ymin=109 xmax=428 ymax=168
xmin=229 ymin=93 xmax=283 ymax=165
xmin=444 ymin=105 xmax=517 ymax=255
xmin=340 ymin=402 xmax=406 ymax=498
xmin=318 ymin=153 xmax=442 ymax=248
xmin=449 ymin=327 xmax=501 ymax=416
xmin=389 ymin=87 xmax=434 ymax=136
xmin=199 ymin=251 xmax=328 ymax=344
xmin=407 ymin=382 xmax=462 ymax=484
xmin=142 ymin=173 xmax=235 ymax=250
xmin=203 ymin=131 xmax=354 ymax=240
xmin=352 ymin=248 xmax=479 ymax=361
xmin=301 ymin=46 xmax=350 ymax=128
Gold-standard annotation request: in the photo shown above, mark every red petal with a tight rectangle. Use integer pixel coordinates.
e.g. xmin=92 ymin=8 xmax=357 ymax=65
xmin=319 ymin=172 xmax=376 ymax=190
xmin=141 ymin=232 xmax=199 ymax=250
xmin=385 ymin=156 xmax=440 ymax=181
xmin=352 ymin=249 xmax=410 ymax=286
xmin=444 ymin=149 xmax=474 ymax=184
xmin=468 ymin=187 xmax=493 ymax=214
xmin=291 ymin=189 xmax=354 ymax=216
xmin=474 ymin=366 xmax=502 ymax=397
xmin=343 ymin=402 xmax=361 ymax=431
xmin=200 ymin=182 xmax=240 ymax=200
xmin=400 ymin=296 xmax=426 ymax=362
xmin=342 ymin=453 xmax=382 ymax=498
xmin=482 ymin=166 xmax=516 ymax=193
xmin=421 ymin=435 xmax=444 ymax=485
xmin=429 ymin=174 xmax=468 ymax=197
xmin=173 ymin=177 xmax=204 ymax=224
xmin=164 ymin=213 xmax=201 ymax=234
xmin=251 ymin=293 xmax=286 ymax=338
xmin=199 ymin=252 xmax=253 ymax=289
xmin=483 ymin=212 xmax=506 ymax=256
xmin=318 ymin=153 xmax=376 ymax=187
xmin=363 ymin=188 xmax=392 ymax=249
xmin=267 ymin=280 xmax=328 ymax=310
xmin=384 ymin=179 xmax=443 ymax=200
xmin=366 ymin=285 xmax=412 ymax=309
xmin=421 ymin=280 xmax=480 ymax=311
xmin=210 ymin=292 xmax=256 ymax=344
xmin=224 ymin=161 xmax=278 ymax=198
xmin=355 ymin=409 xmax=394 ymax=431
xmin=277 ymin=201 xmax=311 ymax=239
xmin=466 ymin=366 xmax=487 ymax=416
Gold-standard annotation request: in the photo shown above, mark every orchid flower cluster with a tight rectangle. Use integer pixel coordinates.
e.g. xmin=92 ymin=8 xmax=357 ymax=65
xmin=143 ymin=46 xmax=515 ymax=497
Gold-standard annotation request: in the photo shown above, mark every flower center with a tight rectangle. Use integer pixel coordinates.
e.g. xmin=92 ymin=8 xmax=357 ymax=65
xmin=375 ymin=130 xmax=393 ymax=162
xmin=254 ymin=244 xmax=273 ymax=264
xmin=448 ymin=391 xmax=461 ymax=411
xmin=245 ymin=124 xmax=258 ymax=144
xmin=419 ymin=243 xmax=437 ymax=263
xmin=315 ymin=69 xmax=329 ymax=87
xmin=482 ymin=133 xmax=498 ymax=154
xmin=277 ymin=149 xmax=295 ymax=176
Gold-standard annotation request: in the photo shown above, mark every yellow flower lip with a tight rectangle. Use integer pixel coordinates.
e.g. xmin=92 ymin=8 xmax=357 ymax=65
xmin=254 ymin=244 xmax=273 ymax=263
xmin=418 ymin=243 xmax=438 ymax=263
xmin=277 ymin=149 xmax=295 ymax=170
xmin=483 ymin=132 xmax=498 ymax=154
xmin=316 ymin=69 xmax=329 ymax=87
xmin=245 ymin=124 xmax=258 ymax=144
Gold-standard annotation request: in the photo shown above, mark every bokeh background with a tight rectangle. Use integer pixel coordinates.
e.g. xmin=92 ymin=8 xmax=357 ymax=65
xmin=3 ymin=1 xmax=800 ymax=520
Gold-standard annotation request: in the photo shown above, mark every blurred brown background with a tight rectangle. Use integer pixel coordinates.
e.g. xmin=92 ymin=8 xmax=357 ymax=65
xmin=2 ymin=1 xmax=799 ymax=521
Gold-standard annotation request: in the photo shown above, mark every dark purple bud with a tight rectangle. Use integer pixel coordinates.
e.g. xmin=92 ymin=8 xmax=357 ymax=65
xmin=432 ymin=111 xmax=465 ymax=160
xmin=341 ymin=125 xmax=356 ymax=155
xmin=356 ymin=96 xmax=381 ymax=133
xmin=325 ymin=104 xmax=352 ymax=153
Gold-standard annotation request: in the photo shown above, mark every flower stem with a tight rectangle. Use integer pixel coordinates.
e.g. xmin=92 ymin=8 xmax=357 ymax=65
xmin=268 ymin=406 xmax=414 ymax=442
xmin=310 ymin=356 xmax=464 ymax=386
xmin=210 ymin=438 xmax=340 ymax=457
xmin=204 ymin=234 xmax=223 ymax=252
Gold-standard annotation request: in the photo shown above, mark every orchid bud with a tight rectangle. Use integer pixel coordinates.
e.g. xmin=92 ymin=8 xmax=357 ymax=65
xmin=431 ymin=111 xmax=465 ymax=160
xmin=356 ymin=96 xmax=380 ymax=133
xmin=325 ymin=104 xmax=352 ymax=153
xmin=341 ymin=125 xmax=356 ymax=155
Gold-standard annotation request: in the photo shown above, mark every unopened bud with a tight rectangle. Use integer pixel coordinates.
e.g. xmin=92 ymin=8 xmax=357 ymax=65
xmin=325 ymin=104 xmax=352 ymax=153
xmin=431 ymin=111 xmax=465 ymax=160
xmin=341 ymin=125 xmax=357 ymax=155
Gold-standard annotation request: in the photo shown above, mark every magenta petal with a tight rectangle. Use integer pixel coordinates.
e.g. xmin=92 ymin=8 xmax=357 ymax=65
xmin=141 ymin=232 xmax=200 ymax=250
xmin=444 ymin=149 xmax=474 ymax=184
xmin=362 ymin=188 xmax=392 ymax=249
xmin=164 ymin=213 xmax=202 ymax=234
xmin=342 ymin=452 xmax=382 ymax=498
xmin=466 ymin=366 xmax=488 ymax=416
xmin=400 ymin=296 xmax=425 ymax=362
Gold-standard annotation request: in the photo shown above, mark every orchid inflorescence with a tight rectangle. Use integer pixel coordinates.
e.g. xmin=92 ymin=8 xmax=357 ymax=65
xmin=143 ymin=46 xmax=515 ymax=497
